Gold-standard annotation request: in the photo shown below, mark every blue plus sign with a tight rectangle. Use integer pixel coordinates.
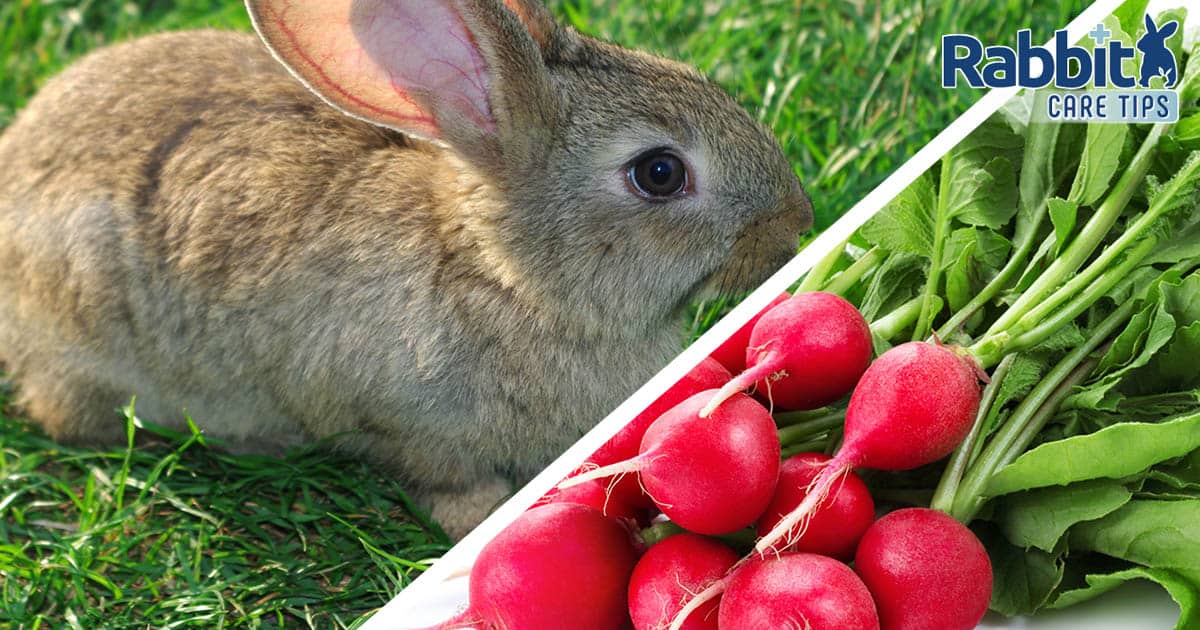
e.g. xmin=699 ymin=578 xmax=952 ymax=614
xmin=1090 ymin=23 xmax=1112 ymax=46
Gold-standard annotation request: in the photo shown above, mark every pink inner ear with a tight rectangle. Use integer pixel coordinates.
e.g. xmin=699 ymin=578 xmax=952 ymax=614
xmin=354 ymin=0 xmax=495 ymax=132
xmin=254 ymin=0 xmax=495 ymax=139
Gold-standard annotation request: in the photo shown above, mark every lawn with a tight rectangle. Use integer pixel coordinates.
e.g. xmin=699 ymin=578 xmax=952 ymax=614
xmin=0 ymin=0 xmax=1085 ymax=627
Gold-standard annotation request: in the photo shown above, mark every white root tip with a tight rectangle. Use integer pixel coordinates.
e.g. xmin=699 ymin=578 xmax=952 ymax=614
xmin=698 ymin=396 xmax=722 ymax=419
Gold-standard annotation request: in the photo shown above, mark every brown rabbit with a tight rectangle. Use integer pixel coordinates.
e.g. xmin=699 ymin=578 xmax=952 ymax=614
xmin=0 ymin=0 xmax=811 ymax=537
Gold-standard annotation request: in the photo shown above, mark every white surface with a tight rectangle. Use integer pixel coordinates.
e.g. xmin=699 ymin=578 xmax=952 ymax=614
xmin=978 ymin=581 xmax=1179 ymax=629
xmin=384 ymin=575 xmax=1180 ymax=629
xmin=363 ymin=1 xmax=1194 ymax=628
xmin=402 ymin=575 xmax=470 ymax=628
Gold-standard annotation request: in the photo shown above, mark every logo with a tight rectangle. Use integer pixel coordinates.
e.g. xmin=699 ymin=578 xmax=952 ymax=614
xmin=1136 ymin=14 xmax=1179 ymax=87
xmin=941 ymin=14 xmax=1180 ymax=123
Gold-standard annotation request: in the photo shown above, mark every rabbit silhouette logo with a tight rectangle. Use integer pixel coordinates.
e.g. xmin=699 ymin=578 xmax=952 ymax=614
xmin=1136 ymin=14 xmax=1179 ymax=88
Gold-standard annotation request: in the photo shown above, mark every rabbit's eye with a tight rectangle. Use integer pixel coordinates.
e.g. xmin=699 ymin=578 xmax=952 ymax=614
xmin=629 ymin=151 xmax=688 ymax=199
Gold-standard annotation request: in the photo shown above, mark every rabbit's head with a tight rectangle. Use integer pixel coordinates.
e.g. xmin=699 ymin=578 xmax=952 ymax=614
xmin=247 ymin=0 xmax=811 ymax=333
xmin=1136 ymin=14 xmax=1179 ymax=56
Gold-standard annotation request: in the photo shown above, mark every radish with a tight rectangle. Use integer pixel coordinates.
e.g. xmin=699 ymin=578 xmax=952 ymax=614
xmin=855 ymin=508 xmax=992 ymax=630
xmin=627 ymin=533 xmax=738 ymax=630
xmin=754 ymin=341 xmax=981 ymax=554
xmin=588 ymin=357 xmax=731 ymax=509
xmin=756 ymin=452 xmax=875 ymax=559
xmin=717 ymin=553 xmax=880 ymax=630
xmin=709 ymin=292 xmax=790 ymax=373
xmin=533 ymin=477 xmax=646 ymax=523
xmin=560 ymin=390 xmax=780 ymax=535
xmin=435 ymin=503 xmax=637 ymax=630
xmin=701 ymin=292 xmax=872 ymax=417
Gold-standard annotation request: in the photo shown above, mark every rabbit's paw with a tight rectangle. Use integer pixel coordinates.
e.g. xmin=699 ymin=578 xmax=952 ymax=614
xmin=427 ymin=476 xmax=513 ymax=541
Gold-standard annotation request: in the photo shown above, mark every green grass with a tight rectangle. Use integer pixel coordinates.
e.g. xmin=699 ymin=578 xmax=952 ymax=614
xmin=0 ymin=0 xmax=1085 ymax=626
xmin=0 ymin=396 xmax=448 ymax=628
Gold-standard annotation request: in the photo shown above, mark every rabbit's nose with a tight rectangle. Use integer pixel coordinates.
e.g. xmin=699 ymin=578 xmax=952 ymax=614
xmin=786 ymin=186 xmax=815 ymax=233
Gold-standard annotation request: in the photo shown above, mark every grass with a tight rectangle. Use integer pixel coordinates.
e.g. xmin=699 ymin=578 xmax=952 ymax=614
xmin=0 ymin=0 xmax=1086 ymax=627
xmin=0 ymin=396 xmax=448 ymax=628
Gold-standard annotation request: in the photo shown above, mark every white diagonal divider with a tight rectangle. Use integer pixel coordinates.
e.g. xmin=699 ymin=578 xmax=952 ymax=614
xmin=366 ymin=0 xmax=1124 ymax=626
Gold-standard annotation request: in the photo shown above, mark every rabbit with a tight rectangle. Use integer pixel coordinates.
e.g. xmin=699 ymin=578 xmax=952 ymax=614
xmin=1137 ymin=14 xmax=1179 ymax=88
xmin=0 ymin=0 xmax=811 ymax=538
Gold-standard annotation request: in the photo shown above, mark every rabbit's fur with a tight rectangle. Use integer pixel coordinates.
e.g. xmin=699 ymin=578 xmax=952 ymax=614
xmin=0 ymin=0 xmax=810 ymax=537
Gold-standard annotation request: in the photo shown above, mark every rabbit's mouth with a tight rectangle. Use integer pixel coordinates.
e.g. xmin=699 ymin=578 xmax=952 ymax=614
xmin=692 ymin=210 xmax=804 ymax=302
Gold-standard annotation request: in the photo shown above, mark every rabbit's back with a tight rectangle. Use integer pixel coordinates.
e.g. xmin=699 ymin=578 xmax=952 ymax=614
xmin=0 ymin=31 xmax=479 ymax=455
xmin=0 ymin=28 xmax=681 ymax=501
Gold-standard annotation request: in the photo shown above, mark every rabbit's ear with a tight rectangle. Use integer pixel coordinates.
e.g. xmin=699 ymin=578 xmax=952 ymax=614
xmin=1145 ymin=14 xmax=1158 ymax=35
xmin=246 ymin=0 xmax=556 ymax=159
xmin=1157 ymin=20 xmax=1179 ymax=39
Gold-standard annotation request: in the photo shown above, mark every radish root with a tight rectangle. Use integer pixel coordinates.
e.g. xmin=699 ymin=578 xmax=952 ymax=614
xmin=754 ymin=459 xmax=852 ymax=555
xmin=556 ymin=459 xmax=644 ymax=489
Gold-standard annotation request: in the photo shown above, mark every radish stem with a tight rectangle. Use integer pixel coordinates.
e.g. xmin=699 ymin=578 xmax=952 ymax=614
xmin=912 ymin=158 xmax=954 ymax=341
xmin=952 ymin=355 xmax=1100 ymax=522
xmin=1002 ymin=151 xmax=1200 ymax=342
xmin=983 ymin=123 xmax=1170 ymax=338
xmin=936 ymin=123 xmax=1068 ymax=339
xmin=1119 ymin=392 xmax=1200 ymax=408
xmin=871 ymin=295 xmax=928 ymax=342
xmin=823 ymin=246 xmax=885 ymax=295
xmin=781 ymin=437 xmax=833 ymax=459
xmin=774 ymin=407 xmax=839 ymax=427
xmin=777 ymin=412 xmax=844 ymax=444
xmin=972 ymin=143 xmax=1200 ymax=364
xmin=639 ymin=521 xmax=686 ymax=547
xmin=968 ymin=236 xmax=1157 ymax=365
xmin=1000 ymin=238 xmax=1159 ymax=354
xmin=950 ymin=299 xmax=1134 ymax=521
xmin=930 ymin=353 xmax=1016 ymax=514
xmin=797 ymin=237 xmax=849 ymax=293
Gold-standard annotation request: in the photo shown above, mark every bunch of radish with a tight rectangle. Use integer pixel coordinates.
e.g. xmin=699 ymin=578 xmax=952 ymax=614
xmin=437 ymin=292 xmax=993 ymax=630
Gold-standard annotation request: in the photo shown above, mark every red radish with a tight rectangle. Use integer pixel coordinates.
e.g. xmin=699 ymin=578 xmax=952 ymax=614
xmin=435 ymin=503 xmax=637 ymax=630
xmin=755 ymin=341 xmax=981 ymax=554
xmin=709 ymin=292 xmax=790 ymax=373
xmin=588 ymin=357 xmax=731 ymax=509
xmin=841 ymin=342 xmax=983 ymax=470
xmin=717 ymin=553 xmax=879 ymax=630
xmin=560 ymin=390 xmax=780 ymax=535
xmin=756 ymin=452 xmax=875 ymax=559
xmin=533 ymin=477 xmax=645 ymax=523
xmin=627 ymin=534 xmax=738 ymax=630
xmin=855 ymin=508 xmax=992 ymax=630
xmin=701 ymin=292 xmax=872 ymax=417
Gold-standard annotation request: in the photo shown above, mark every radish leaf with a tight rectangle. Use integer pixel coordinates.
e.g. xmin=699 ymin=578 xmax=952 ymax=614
xmin=995 ymin=479 xmax=1132 ymax=552
xmin=1071 ymin=499 xmax=1200 ymax=576
xmin=1049 ymin=566 xmax=1198 ymax=630
xmin=987 ymin=411 xmax=1200 ymax=496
